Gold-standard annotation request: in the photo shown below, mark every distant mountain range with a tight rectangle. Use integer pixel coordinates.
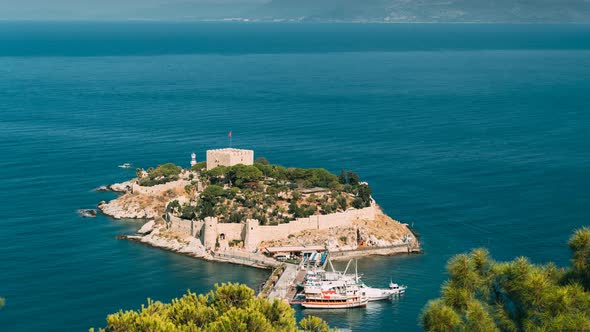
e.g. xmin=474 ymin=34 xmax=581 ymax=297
xmin=3 ymin=0 xmax=590 ymax=22
xmin=252 ymin=0 xmax=590 ymax=23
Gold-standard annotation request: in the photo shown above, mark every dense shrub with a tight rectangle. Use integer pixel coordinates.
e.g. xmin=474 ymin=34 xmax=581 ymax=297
xmin=191 ymin=161 xmax=207 ymax=172
xmin=172 ymin=159 xmax=372 ymax=224
xmin=138 ymin=163 xmax=182 ymax=187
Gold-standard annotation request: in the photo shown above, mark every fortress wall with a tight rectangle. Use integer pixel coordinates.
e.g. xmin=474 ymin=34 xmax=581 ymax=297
xmin=290 ymin=205 xmax=375 ymax=230
xmin=315 ymin=211 xmax=348 ymax=229
xmin=318 ymin=205 xmax=376 ymax=228
xmin=168 ymin=204 xmax=376 ymax=250
xmin=243 ymin=205 xmax=376 ymax=249
xmin=168 ymin=214 xmax=203 ymax=237
xmin=216 ymin=223 xmax=245 ymax=242
xmin=250 ymin=224 xmax=295 ymax=245
xmin=246 ymin=218 xmax=325 ymax=248
xmin=282 ymin=217 xmax=317 ymax=233
xmin=169 ymin=218 xmax=191 ymax=235
xmin=132 ymin=180 xmax=191 ymax=195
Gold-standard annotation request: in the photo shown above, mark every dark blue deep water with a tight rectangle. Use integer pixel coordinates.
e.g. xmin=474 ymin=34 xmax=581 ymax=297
xmin=1 ymin=22 xmax=590 ymax=331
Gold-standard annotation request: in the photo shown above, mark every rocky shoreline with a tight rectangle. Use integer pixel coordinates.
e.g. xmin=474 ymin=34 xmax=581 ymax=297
xmin=96 ymin=179 xmax=183 ymax=219
xmin=126 ymin=230 xmax=208 ymax=259
xmin=98 ymin=199 xmax=161 ymax=219
xmin=116 ymin=217 xmax=419 ymax=271
xmin=121 ymin=222 xmax=282 ymax=269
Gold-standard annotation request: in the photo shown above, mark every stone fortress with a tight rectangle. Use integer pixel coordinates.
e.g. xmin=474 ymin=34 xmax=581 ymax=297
xmin=206 ymin=148 xmax=254 ymax=170
xmin=164 ymin=147 xmax=381 ymax=252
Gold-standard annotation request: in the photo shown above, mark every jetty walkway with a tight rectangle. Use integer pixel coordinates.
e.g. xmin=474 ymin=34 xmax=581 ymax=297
xmin=268 ymin=263 xmax=298 ymax=301
xmin=211 ymin=250 xmax=280 ymax=269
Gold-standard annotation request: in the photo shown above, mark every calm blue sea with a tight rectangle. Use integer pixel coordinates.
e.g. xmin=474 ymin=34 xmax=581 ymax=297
xmin=1 ymin=22 xmax=589 ymax=331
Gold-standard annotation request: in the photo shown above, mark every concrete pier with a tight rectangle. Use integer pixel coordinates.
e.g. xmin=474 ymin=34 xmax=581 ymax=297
xmin=268 ymin=263 xmax=298 ymax=301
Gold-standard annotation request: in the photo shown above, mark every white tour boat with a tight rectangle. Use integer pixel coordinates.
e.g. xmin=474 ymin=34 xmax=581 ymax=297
xmin=299 ymin=258 xmax=407 ymax=303
xmin=302 ymin=282 xmax=368 ymax=309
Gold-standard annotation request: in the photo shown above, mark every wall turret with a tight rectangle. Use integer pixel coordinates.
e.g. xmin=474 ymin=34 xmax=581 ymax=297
xmin=243 ymin=219 xmax=260 ymax=251
xmin=202 ymin=217 xmax=219 ymax=250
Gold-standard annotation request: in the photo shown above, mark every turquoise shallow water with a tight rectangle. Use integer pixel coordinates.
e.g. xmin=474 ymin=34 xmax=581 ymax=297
xmin=1 ymin=23 xmax=590 ymax=331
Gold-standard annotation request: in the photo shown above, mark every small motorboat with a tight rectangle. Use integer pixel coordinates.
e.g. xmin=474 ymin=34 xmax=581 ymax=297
xmin=118 ymin=163 xmax=132 ymax=169
xmin=389 ymin=281 xmax=407 ymax=295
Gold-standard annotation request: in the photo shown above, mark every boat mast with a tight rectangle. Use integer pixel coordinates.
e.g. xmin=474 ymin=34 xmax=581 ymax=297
xmin=328 ymin=257 xmax=336 ymax=272
xmin=343 ymin=259 xmax=353 ymax=275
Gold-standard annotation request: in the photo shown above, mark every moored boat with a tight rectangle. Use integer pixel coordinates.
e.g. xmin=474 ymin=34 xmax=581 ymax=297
xmin=388 ymin=282 xmax=407 ymax=295
xmin=299 ymin=258 xmax=407 ymax=303
xmin=360 ymin=283 xmax=396 ymax=301
xmin=302 ymin=283 xmax=368 ymax=309
xmin=301 ymin=295 xmax=368 ymax=309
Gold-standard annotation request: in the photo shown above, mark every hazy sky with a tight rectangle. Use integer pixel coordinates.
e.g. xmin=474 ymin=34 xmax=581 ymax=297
xmin=2 ymin=0 xmax=589 ymax=22
xmin=1 ymin=0 xmax=269 ymax=18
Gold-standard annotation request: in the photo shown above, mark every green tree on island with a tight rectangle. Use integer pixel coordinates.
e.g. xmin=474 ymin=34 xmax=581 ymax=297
xmin=165 ymin=157 xmax=372 ymax=225
xmin=228 ymin=164 xmax=264 ymax=187
xmin=139 ymin=163 xmax=182 ymax=187
xmin=91 ymin=283 xmax=333 ymax=332
xmin=191 ymin=161 xmax=207 ymax=172
xmin=338 ymin=169 xmax=347 ymax=185
xmin=421 ymin=227 xmax=590 ymax=332
xmin=346 ymin=171 xmax=359 ymax=186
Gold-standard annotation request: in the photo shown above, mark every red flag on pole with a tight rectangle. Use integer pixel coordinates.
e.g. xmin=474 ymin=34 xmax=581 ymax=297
xmin=228 ymin=131 xmax=232 ymax=137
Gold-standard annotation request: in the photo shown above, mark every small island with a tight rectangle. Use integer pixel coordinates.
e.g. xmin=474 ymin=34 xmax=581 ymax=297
xmin=98 ymin=148 xmax=420 ymax=271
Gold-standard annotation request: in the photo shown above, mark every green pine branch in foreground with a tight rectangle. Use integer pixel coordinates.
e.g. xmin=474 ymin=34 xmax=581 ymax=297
xmin=421 ymin=227 xmax=590 ymax=332
xmin=91 ymin=283 xmax=333 ymax=332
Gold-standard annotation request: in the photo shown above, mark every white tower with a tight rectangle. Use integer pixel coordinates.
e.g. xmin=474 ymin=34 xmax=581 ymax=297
xmin=190 ymin=152 xmax=197 ymax=167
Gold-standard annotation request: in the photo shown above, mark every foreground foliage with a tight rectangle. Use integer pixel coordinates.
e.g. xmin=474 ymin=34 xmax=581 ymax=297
xmin=92 ymin=283 xmax=333 ymax=332
xmin=421 ymin=227 xmax=590 ymax=331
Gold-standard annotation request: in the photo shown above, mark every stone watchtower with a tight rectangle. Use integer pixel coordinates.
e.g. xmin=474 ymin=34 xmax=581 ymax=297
xmin=206 ymin=148 xmax=254 ymax=170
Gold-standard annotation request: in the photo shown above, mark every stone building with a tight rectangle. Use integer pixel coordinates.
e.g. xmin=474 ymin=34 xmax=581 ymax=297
xmin=206 ymin=148 xmax=254 ymax=170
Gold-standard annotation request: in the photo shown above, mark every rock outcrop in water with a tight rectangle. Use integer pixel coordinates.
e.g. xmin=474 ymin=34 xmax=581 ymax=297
xmin=77 ymin=209 xmax=97 ymax=218
xmin=127 ymin=227 xmax=207 ymax=258
xmin=136 ymin=220 xmax=155 ymax=235
xmin=98 ymin=200 xmax=160 ymax=219
xmin=97 ymin=179 xmax=187 ymax=220
xmin=108 ymin=181 xmax=134 ymax=193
